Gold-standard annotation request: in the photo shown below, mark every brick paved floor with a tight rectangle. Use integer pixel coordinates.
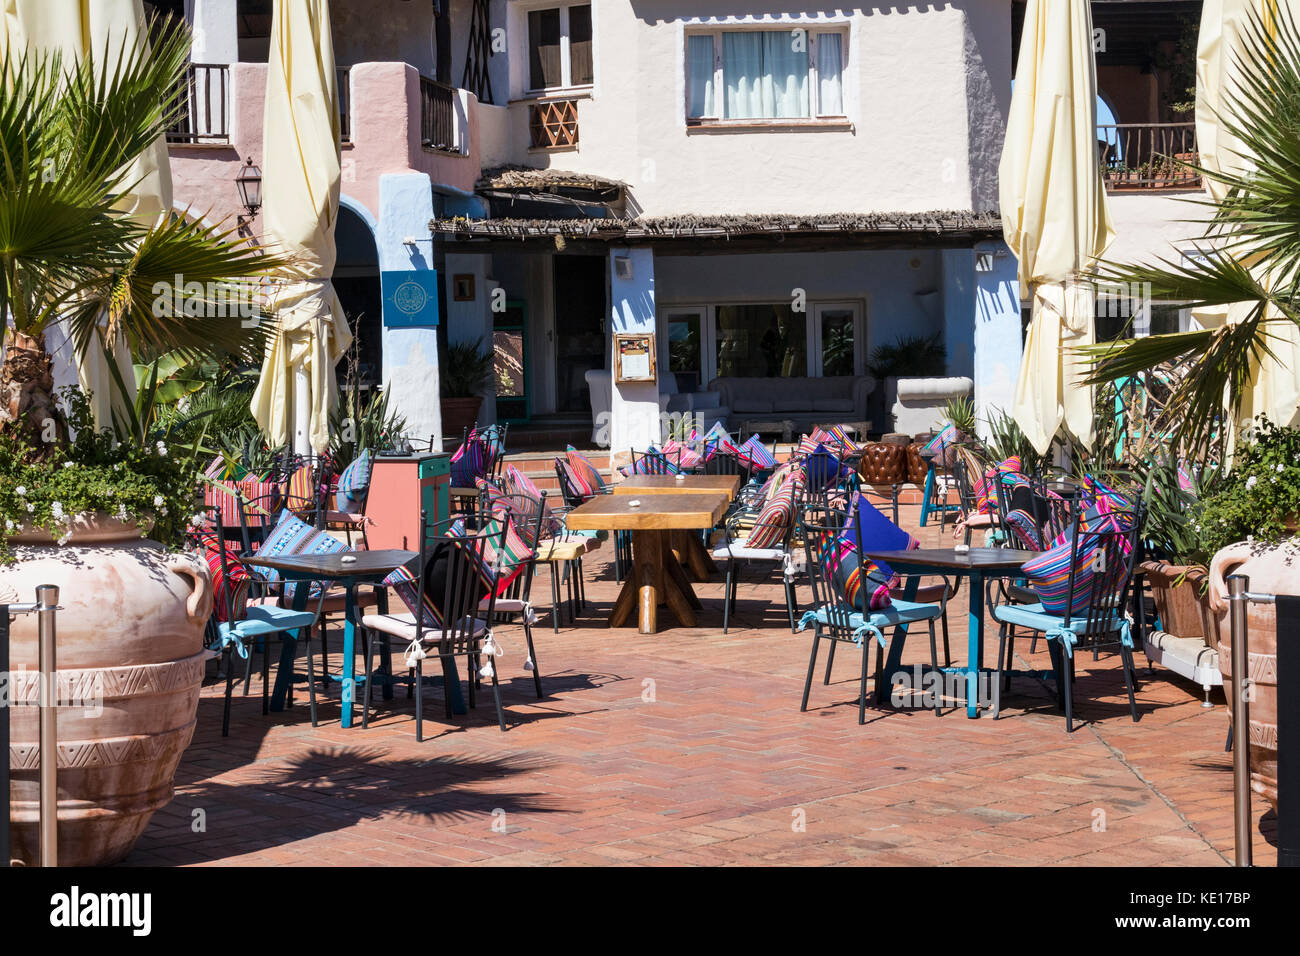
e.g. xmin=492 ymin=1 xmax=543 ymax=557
xmin=127 ymin=502 xmax=1278 ymax=866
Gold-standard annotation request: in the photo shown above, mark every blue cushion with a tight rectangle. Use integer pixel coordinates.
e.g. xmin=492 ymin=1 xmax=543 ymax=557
xmin=799 ymin=598 xmax=943 ymax=644
xmin=844 ymin=490 xmax=919 ymax=580
xmin=992 ymin=601 xmax=1126 ymax=639
xmin=335 ymin=449 xmax=372 ymax=512
xmin=219 ymin=605 xmax=316 ymax=640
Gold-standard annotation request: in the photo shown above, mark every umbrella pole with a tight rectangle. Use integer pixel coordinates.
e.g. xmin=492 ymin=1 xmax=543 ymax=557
xmin=293 ymin=363 xmax=311 ymax=456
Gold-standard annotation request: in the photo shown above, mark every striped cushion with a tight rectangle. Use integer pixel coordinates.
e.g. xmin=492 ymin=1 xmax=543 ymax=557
xmin=380 ymin=559 xmax=441 ymax=628
xmin=1022 ymin=535 xmax=1101 ymax=617
xmin=810 ymin=425 xmax=856 ymax=453
xmin=504 ymin=463 xmax=542 ymax=499
xmin=335 ymin=450 xmax=372 ymax=513
xmin=450 ymin=432 xmax=489 ymax=487
xmin=821 ymin=535 xmax=895 ymax=611
xmin=205 ymin=477 xmax=277 ymax=530
xmin=559 ymin=457 xmax=596 ymax=498
xmin=285 ymin=462 xmax=316 ymax=513
xmin=565 ymin=446 xmax=608 ymax=492
xmin=193 ymin=530 xmax=248 ymax=623
xmin=619 ymin=449 xmax=680 ymax=476
xmin=1177 ymin=462 xmax=1195 ymax=492
xmin=257 ymin=509 xmax=350 ymax=599
xmin=922 ymin=422 xmax=960 ymax=467
xmin=451 ymin=515 xmax=534 ymax=596
xmin=844 ymin=491 xmax=918 ymax=580
xmin=660 ymin=439 xmax=703 ymax=471
xmin=746 ymin=473 xmax=800 ymax=549
xmin=1081 ymin=475 xmax=1130 ymax=509
xmin=740 ymin=435 xmax=778 ymax=470
xmin=474 ymin=476 xmax=510 ymax=514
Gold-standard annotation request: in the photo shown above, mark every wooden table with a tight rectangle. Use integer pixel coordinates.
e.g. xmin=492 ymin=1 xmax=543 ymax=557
xmin=565 ymin=492 xmax=729 ymax=633
xmin=741 ymin=419 xmax=794 ymax=442
xmin=247 ymin=549 xmax=466 ymax=728
xmin=862 ymin=547 xmax=1039 ymax=718
xmin=613 ymin=474 xmax=741 ymax=501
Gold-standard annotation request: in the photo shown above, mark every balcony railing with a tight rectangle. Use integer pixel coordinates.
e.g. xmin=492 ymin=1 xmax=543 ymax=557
xmin=420 ymin=76 xmax=458 ymax=152
xmin=337 ymin=66 xmax=351 ymax=143
xmin=1099 ymin=122 xmax=1200 ymax=190
xmin=529 ymin=97 xmax=579 ymax=149
xmin=166 ymin=63 xmax=229 ymax=144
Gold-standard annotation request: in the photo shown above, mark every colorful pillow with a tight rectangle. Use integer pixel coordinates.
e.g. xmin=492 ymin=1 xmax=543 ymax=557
xmin=383 ymin=537 xmax=491 ymax=631
xmin=739 ymin=435 xmax=778 ymax=470
xmin=618 ymin=449 xmax=680 ymax=476
xmin=450 ymin=432 xmax=489 ymax=487
xmin=660 ymin=439 xmax=703 ymax=472
xmin=1177 ymin=462 xmax=1195 ymax=493
xmin=335 ymin=449 xmax=372 ymax=513
xmin=821 ymin=535 xmax=895 ymax=612
xmin=1022 ymin=533 xmax=1104 ymax=617
xmin=1081 ymin=475 xmax=1130 ymax=509
xmin=256 ymin=509 xmax=350 ymax=600
xmin=450 ymin=514 xmax=533 ymax=596
xmin=843 ymin=491 xmax=919 ymax=581
xmin=810 ymin=424 xmax=857 ymax=452
xmin=285 ymin=461 xmax=317 ymax=514
xmin=193 ymin=529 xmax=248 ymax=623
xmin=504 ymin=463 xmax=542 ymax=500
xmin=745 ymin=473 xmax=801 ymax=549
xmin=565 ymin=446 xmax=608 ymax=492
xmin=922 ymin=422 xmax=960 ymax=467
xmin=804 ymin=443 xmax=844 ymax=492
xmin=558 ymin=457 xmax=596 ymax=499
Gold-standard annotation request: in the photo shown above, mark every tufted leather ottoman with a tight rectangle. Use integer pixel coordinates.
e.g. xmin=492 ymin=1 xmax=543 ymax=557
xmin=905 ymin=443 xmax=929 ymax=484
xmin=857 ymin=442 xmax=908 ymax=485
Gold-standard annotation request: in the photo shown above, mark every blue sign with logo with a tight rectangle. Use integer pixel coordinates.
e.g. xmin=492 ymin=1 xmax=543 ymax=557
xmin=381 ymin=269 xmax=440 ymax=327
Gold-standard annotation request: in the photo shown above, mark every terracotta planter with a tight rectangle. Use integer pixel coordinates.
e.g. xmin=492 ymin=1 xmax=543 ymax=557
xmin=1140 ymin=561 xmax=1212 ymax=644
xmin=1208 ymin=540 xmax=1300 ymax=811
xmin=440 ymin=396 xmax=483 ymax=446
xmin=4 ymin=516 xmax=211 ymax=866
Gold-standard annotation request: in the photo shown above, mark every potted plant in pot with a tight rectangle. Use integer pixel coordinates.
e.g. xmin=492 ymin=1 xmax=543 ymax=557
xmin=1 ymin=19 xmax=287 ymax=865
xmin=440 ymin=337 xmax=494 ymax=442
xmin=1195 ymin=417 xmax=1300 ymax=811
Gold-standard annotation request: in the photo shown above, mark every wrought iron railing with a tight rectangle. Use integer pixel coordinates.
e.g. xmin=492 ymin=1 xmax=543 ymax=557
xmin=420 ymin=76 xmax=458 ymax=152
xmin=166 ymin=63 xmax=230 ymax=144
xmin=1098 ymin=122 xmax=1200 ymax=190
xmin=529 ymin=97 xmax=579 ymax=149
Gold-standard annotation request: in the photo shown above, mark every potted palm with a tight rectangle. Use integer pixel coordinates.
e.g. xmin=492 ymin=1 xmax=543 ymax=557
xmin=1 ymin=19 xmax=287 ymax=865
xmin=440 ymin=337 xmax=493 ymax=440
xmin=1085 ymin=12 xmax=1300 ymax=811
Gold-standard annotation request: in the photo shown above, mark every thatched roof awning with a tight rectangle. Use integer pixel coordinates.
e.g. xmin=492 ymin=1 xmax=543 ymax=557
xmin=429 ymin=210 xmax=1003 ymax=246
xmin=476 ymin=165 xmax=628 ymax=194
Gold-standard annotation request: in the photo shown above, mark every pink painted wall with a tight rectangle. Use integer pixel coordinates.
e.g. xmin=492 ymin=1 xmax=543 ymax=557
xmin=168 ymin=61 xmax=481 ymax=237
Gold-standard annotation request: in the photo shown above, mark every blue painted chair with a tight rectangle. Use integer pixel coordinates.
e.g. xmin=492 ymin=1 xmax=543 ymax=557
xmin=203 ymin=507 xmax=320 ymax=737
xmin=796 ymin=511 xmax=947 ymax=723
xmin=990 ymin=501 xmax=1144 ymax=731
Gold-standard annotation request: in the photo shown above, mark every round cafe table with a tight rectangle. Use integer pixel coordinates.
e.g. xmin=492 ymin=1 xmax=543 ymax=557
xmin=862 ymin=547 xmax=1040 ymax=718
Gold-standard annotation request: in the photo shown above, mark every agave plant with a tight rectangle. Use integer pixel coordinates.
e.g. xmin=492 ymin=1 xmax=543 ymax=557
xmin=1082 ymin=7 xmax=1300 ymax=457
xmin=0 ymin=16 xmax=287 ymax=446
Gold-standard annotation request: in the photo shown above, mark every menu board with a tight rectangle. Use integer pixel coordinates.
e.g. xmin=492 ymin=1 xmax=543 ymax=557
xmin=614 ymin=333 xmax=656 ymax=383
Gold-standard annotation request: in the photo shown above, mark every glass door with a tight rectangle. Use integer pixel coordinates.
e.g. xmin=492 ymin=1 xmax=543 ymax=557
xmin=493 ymin=300 xmax=529 ymax=422
xmin=811 ymin=301 xmax=865 ymax=376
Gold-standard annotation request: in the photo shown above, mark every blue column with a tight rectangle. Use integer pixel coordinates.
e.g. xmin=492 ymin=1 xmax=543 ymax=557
xmin=608 ymin=247 xmax=659 ymax=454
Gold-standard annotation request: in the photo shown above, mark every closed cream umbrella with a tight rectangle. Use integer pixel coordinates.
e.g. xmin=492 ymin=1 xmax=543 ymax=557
xmin=1000 ymin=0 xmax=1115 ymax=456
xmin=1193 ymin=0 xmax=1300 ymax=433
xmin=6 ymin=0 xmax=173 ymax=428
xmin=249 ymin=0 xmax=351 ymax=455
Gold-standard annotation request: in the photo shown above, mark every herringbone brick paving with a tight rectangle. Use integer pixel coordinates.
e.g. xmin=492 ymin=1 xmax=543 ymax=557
xmin=126 ymin=502 xmax=1278 ymax=866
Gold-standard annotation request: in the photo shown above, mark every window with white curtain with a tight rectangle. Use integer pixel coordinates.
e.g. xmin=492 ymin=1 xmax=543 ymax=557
xmin=686 ymin=27 xmax=848 ymax=122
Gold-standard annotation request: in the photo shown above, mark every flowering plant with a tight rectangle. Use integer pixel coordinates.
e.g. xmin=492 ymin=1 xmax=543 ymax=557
xmin=0 ymin=389 xmax=202 ymax=560
xmin=1191 ymin=417 xmax=1300 ymax=556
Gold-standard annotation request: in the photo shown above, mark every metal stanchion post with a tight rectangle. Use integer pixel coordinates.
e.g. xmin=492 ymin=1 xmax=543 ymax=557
xmin=36 ymin=584 xmax=59 ymax=868
xmin=1228 ymin=574 xmax=1252 ymax=867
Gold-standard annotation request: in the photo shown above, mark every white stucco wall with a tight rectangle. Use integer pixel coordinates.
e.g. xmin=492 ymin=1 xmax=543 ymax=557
xmin=478 ymin=0 xmax=1013 ymax=216
xmin=1105 ymin=190 xmax=1214 ymax=267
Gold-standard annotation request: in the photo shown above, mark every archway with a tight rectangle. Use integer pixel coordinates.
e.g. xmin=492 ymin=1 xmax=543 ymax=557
xmin=334 ymin=201 xmax=382 ymax=390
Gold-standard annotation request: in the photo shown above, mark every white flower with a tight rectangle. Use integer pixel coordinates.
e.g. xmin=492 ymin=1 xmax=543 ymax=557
xmin=14 ymin=486 xmax=25 ymax=497
xmin=156 ymin=441 xmax=168 ymax=457
xmin=153 ymin=495 xmax=165 ymax=509
xmin=189 ymin=513 xmax=204 ymax=528
xmin=25 ymin=503 xmax=34 ymax=513
xmin=1278 ymin=463 xmax=1285 ymax=473
xmin=1245 ymin=475 xmax=1258 ymax=490
xmin=62 ymin=460 xmax=74 ymax=469
xmin=112 ymin=463 xmax=122 ymax=472
xmin=4 ymin=519 xmax=13 ymax=531
xmin=50 ymin=502 xmax=64 ymax=519
xmin=116 ymin=505 xmax=128 ymax=521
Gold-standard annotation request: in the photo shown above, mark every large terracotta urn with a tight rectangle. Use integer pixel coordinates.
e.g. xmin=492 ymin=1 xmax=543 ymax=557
xmin=1209 ymin=539 xmax=1300 ymax=811
xmin=4 ymin=517 xmax=211 ymax=866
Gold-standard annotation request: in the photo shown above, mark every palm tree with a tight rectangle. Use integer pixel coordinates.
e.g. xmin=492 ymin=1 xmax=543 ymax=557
xmin=0 ymin=15 xmax=286 ymax=447
xmin=1084 ymin=8 xmax=1300 ymax=457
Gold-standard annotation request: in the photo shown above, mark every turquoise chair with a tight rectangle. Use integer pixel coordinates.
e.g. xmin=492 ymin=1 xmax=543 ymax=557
xmin=990 ymin=503 xmax=1144 ymax=731
xmin=797 ymin=512 xmax=947 ymax=723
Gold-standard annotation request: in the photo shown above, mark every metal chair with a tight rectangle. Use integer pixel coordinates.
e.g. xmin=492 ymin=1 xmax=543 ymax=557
xmin=630 ymin=446 xmax=682 ymax=475
xmin=361 ymin=513 xmax=509 ymax=738
xmin=990 ymin=501 xmax=1145 ymax=731
xmin=202 ymin=506 xmax=321 ymax=736
xmin=481 ymin=492 xmax=549 ymax=700
xmin=798 ymin=513 xmax=946 ymax=723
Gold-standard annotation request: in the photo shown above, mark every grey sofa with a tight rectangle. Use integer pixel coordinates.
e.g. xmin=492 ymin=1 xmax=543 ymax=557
xmin=707 ymin=375 xmax=876 ymax=432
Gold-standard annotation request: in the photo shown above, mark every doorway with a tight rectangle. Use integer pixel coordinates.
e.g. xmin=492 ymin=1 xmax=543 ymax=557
xmin=552 ymin=255 xmax=607 ymax=414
